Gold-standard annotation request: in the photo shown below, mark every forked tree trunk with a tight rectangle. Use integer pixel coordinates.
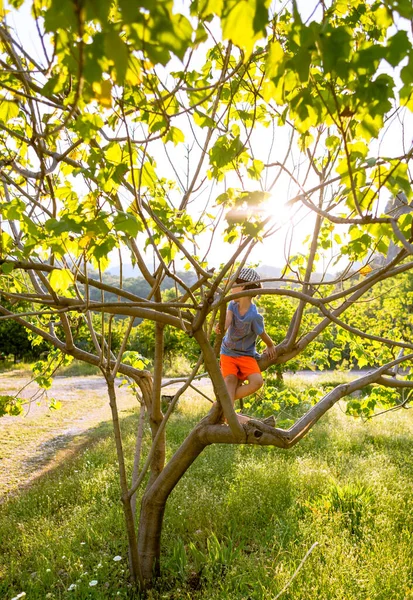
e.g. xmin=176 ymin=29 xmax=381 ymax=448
xmin=148 ymin=321 xmax=166 ymax=486
xmin=137 ymin=420 xmax=211 ymax=584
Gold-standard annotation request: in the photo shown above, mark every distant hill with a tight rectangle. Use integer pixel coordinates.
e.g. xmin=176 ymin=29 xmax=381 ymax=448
xmin=257 ymin=265 xmax=282 ymax=286
xmin=108 ymin=264 xmax=148 ymax=278
xmin=257 ymin=265 xmax=335 ymax=286
xmin=86 ymin=268 xmax=197 ymax=306
xmin=104 ymin=263 xmax=336 ymax=296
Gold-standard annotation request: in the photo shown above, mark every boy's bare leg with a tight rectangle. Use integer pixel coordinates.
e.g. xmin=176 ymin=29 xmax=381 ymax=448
xmin=223 ymin=374 xmax=238 ymax=403
xmin=234 ymin=373 xmax=263 ymax=400
xmin=224 ymin=374 xmax=250 ymax=424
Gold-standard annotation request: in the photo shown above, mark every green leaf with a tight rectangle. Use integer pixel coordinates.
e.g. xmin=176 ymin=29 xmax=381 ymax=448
xmin=400 ymin=83 xmax=413 ymax=112
xmin=222 ymin=0 xmax=258 ymax=55
xmin=325 ymin=135 xmax=341 ymax=150
xmin=386 ymin=0 xmax=413 ymax=20
xmin=91 ymin=237 xmax=117 ymax=262
xmin=266 ymin=41 xmax=284 ymax=78
xmin=386 ymin=162 xmax=412 ymax=198
xmin=154 ymin=14 xmax=193 ymax=61
xmin=319 ymin=25 xmax=352 ymax=76
xmin=242 ymin=190 xmax=270 ymax=205
xmin=0 ymin=262 xmax=14 ymax=274
xmin=194 ymin=0 xmax=224 ymax=17
xmin=0 ymin=395 xmax=24 ymax=417
xmin=401 ymin=54 xmax=413 ymax=85
xmin=73 ymin=113 xmax=104 ymax=141
xmin=348 ymin=141 xmax=368 ymax=159
xmin=137 ymin=160 xmax=157 ymax=188
xmin=48 ymin=269 xmax=75 ymax=295
xmin=93 ymin=80 xmax=113 ymax=108
xmin=85 ymin=0 xmax=112 ymax=22
xmin=43 ymin=0 xmax=77 ymax=31
xmin=194 ymin=110 xmax=215 ymax=128
xmin=121 ymin=350 xmax=148 ymax=370
xmin=45 ymin=216 xmax=83 ymax=235
xmin=355 ymin=113 xmax=382 ymax=141
xmin=0 ymin=98 xmax=19 ymax=122
xmin=118 ymin=0 xmax=139 ymax=21
xmin=330 ymin=348 xmax=342 ymax=362
xmin=34 ymin=375 xmax=52 ymax=390
xmin=209 ymin=135 xmax=244 ymax=168
xmin=113 ymin=212 xmax=143 ymax=237
xmin=105 ymin=29 xmax=129 ymax=84
xmin=385 ymin=31 xmax=411 ymax=67
xmin=253 ymin=0 xmax=270 ymax=34
xmin=247 ymin=159 xmax=264 ymax=180
xmin=1 ymin=199 xmax=25 ymax=221
xmin=48 ymin=398 xmax=62 ymax=410
xmin=163 ymin=126 xmax=185 ymax=145
xmin=104 ymin=143 xmax=125 ymax=165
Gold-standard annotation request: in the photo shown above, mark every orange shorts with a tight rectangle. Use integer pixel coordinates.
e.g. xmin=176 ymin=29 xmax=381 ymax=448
xmin=220 ymin=354 xmax=260 ymax=381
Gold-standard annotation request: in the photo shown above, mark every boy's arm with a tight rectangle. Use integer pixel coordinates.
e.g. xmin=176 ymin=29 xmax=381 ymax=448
xmin=214 ymin=309 xmax=233 ymax=334
xmin=224 ymin=309 xmax=233 ymax=332
xmin=259 ymin=331 xmax=277 ymax=359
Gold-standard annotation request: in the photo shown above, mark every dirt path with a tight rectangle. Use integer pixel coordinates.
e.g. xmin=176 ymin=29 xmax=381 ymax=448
xmin=0 ymin=374 xmax=139 ymax=498
xmin=0 ymin=372 xmax=212 ymax=500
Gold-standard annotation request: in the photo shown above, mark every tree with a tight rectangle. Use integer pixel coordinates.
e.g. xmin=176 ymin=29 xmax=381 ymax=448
xmin=0 ymin=310 xmax=38 ymax=361
xmin=0 ymin=0 xmax=413 ymax=590
xmin=0 ymin=298 xmax=49 ymax=361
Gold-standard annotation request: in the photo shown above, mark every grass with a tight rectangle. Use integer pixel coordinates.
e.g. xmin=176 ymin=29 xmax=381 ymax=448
xmin=1 ymin=378 xmax=413 ymax=599
xmin=163 ymin=355 xmax=193 ymax=378
xmin=0 ymin=359 xmax=101 ymax=378
xmin=0 ymin=360 xmax=33 ymax=376
xmin=56 ymin=360 xmax=100 ymax=377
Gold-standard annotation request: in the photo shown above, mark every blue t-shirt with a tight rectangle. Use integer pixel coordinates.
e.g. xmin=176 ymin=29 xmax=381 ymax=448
xmin=220 ymin=300 xmax=264 ymax=358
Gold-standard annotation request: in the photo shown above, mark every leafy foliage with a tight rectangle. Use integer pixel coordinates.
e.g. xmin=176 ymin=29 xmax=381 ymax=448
xmin=0 ymin=394 xmax=24 ymax=416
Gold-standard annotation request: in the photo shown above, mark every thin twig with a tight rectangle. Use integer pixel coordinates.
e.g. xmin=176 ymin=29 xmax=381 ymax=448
xmin=273 ymin=542 xmax=319 ymax=600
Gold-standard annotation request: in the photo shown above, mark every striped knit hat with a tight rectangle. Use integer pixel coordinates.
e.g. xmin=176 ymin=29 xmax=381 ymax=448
xmin=235 ymin=268 xmax=262 ymax=288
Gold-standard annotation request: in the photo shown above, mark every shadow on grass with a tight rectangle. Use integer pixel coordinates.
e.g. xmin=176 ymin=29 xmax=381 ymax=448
xmin=362 ymin=429 xmax=413 ymax=471
xmin=1 ymin=406 xmax=212 ymax=506
xmin=1 ymin=418 xmax=116 ymax=504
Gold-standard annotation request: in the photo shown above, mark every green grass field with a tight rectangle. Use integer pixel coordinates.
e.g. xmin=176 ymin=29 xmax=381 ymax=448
xmin=1 ymin=379 xmax=413 ymax=600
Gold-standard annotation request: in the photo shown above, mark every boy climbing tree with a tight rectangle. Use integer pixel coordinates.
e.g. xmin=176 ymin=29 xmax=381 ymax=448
xmin=215 ymin=268 xmax=277 ymax=423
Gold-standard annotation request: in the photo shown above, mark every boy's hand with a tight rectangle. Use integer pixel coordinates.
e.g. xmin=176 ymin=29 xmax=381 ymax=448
xmin=214 ymin=323 xmax=221 ymax=334
xmin=264 ymin=344 xmax=277 ymax=360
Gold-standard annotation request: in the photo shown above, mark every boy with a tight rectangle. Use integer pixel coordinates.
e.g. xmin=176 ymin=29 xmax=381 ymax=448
xmin=216 ymin=268 xmax=276 ymax=423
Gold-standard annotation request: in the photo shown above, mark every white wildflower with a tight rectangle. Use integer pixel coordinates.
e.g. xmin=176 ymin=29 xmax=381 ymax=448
xmin=113 ymin=555 xmax=122 ymax=562
xmin=11 ymin=593 xmax=26 ymax=600
xmin=67 ymin=584 xmax=77 ymax=591
xmin=89 ymin=580 xmax=98 ymax=587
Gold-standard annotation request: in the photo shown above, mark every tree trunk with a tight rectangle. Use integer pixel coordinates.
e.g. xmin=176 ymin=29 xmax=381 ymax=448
xmin=137 ymin=419 xmax=212 ymax=584
xmin=148 ymin=315 xmax=166 ymax=488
